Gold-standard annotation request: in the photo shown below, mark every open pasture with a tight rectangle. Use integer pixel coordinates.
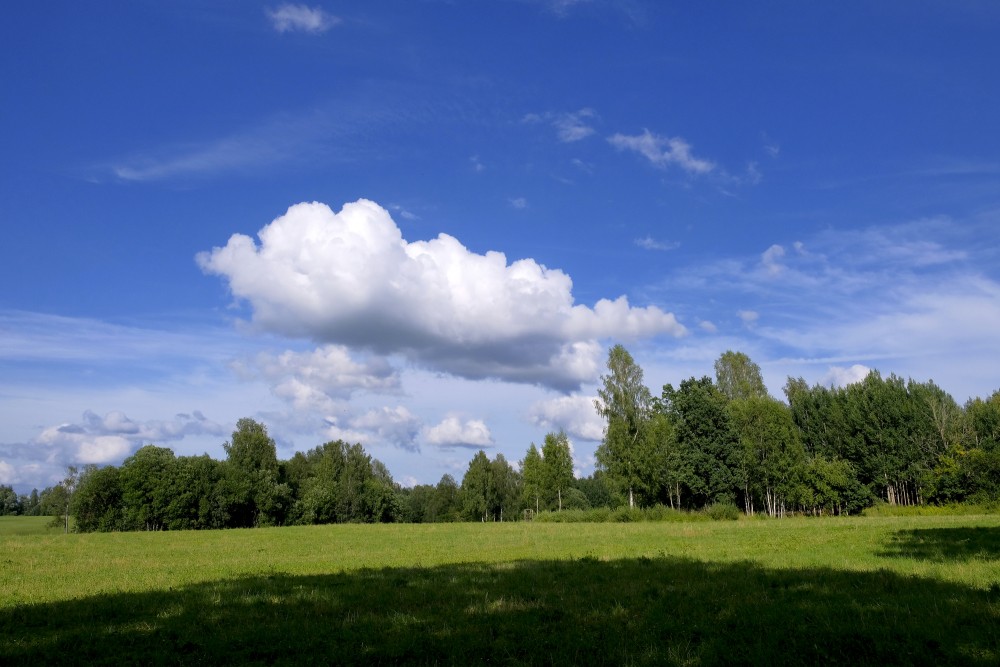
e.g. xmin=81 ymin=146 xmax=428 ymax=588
xmin=2 ymin=515 xmax=999 ymax=665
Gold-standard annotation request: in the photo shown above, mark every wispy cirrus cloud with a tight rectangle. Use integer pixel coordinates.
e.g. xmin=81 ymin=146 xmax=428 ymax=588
xmin=635 ymin=236 xmax=680 ymax=251
xmin=523 ymin=108 xmax=599 ymax=143
xmin=608 ymin=129 xmax=715 ymax=175
xmin=100 ymin=84 xmax=454 ymax=183
xmin=267 ymin=4 xmax=340 ymax=34
xmin=649 ymin=214 xmax=1000 ymax=402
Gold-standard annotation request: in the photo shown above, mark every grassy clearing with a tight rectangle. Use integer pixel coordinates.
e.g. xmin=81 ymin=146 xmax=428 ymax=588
xmin=0 ymin=516 xmax=65 ymax=536
xmin=2 ymin=515 xmax=999 ymax=665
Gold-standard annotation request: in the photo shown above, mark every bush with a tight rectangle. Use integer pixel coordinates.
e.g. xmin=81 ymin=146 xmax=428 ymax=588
xmin=704 ymin=502 xmax=741 ymax=521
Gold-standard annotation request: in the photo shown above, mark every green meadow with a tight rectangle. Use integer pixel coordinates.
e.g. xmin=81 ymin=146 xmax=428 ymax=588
xmin=2 ymin=515 xmax=999 ymax=665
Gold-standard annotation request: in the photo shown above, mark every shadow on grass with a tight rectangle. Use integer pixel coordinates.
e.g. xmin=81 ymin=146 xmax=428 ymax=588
xmin=879 ymin=527 xmax=1000 ymax=562
xmin=2 ymin=556 xmax=998 ymax=666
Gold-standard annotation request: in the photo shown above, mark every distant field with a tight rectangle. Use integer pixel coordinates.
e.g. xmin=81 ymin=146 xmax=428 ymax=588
xmin=2 ymin=515 xmax=999 ymax=665
xmin=0 ymin=515 xmax=65 ymax=536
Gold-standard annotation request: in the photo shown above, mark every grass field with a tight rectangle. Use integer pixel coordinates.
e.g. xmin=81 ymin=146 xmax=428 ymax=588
xmin=0 ymin=515 xmax=67 ymax=536
xmin=2 ymin=515 xmax=999 ymax=665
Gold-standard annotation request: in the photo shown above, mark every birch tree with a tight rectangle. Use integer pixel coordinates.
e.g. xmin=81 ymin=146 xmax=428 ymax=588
xmin=595 ymin=345 xmax=653 ymax=508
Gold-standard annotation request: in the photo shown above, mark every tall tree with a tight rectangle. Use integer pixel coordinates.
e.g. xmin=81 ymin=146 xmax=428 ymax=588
xmin=58 ymin=466 xmax=80 ymax=533
xmin=71 ymin=465 xmax=123 ymax=532
xmin=520 ymin=443 xmax=545 ymax=513
xmin=595 ymin=345 xmax=653 ymax=508
xmin=429 ymin=474 xmax=461 ymax=522
xmin=0 ymin=485 xmax=19 ymax=515
xmin=661 ymin=377 xmax=738 ymax=508
xmin=728 ymin=396 xmax=805 ymax=517
xmin=714 ymin=350 xmax=769 ymax=402
xmin=461 ymin=450 xmax=493 ymax=521
xmin=222 ymin=418 xmax=280 ymax=527
xmin=120 ymin=445 xmax=176 ymax=531
xmin=489 ymin=454 xmax=521 ymax=521
xmin=541 ymin=431 xmax=574 ymax=511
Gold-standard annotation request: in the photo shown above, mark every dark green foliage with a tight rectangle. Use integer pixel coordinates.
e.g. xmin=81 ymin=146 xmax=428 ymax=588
xmin=222 ymin=418 xmax=280 ymax=527
xmin=120 ymin=445 xmax=177 ymax=531
xmin=0 ymin=485 xmax=20 ymax=515
xmin=72 ymin=465 xmax=124 ymax=532
xmin=559 ymin=487 xmax=591 ymax=510
xmin=573 ymin=471 xmax=622 ymax=509
xmin=289 ymin=440 xmax=401 ymax=525
xmin=661 ymin=376 xmax=739 ymax=508
xmin=461 ymin=451 xmax=520 ymax=521
xmin=704 ymin=501 xmax=741 ymax=521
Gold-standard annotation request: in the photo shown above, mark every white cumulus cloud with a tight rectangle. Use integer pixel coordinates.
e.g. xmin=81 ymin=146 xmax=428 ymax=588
xmin=422 ymin=416 xmax=495 ymax=449
xmin=267 ymin=4 xmax=340 ymax=34
xmin=528 ymin=394 xmax=604 ymax=442
xmin=822 ymin=364 xmax=872 ymax=388
xmin=324 ymin=405 xmax=422 ymax=451
xmin=198 ymin=199 xmax=685 ymax=391
xmin=232 ymin=345 xmax=399 ymax=414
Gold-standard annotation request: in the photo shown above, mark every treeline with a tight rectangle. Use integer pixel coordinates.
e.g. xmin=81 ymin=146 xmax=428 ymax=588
xmin=16 ymin=347 xmax=1000 ymax=531
xmin=592 ymin=346 xmax=1000 ymax=517
xmin=0 ymin=484 xmax=70 ymax=518
xmin=61 ymin=419 xmax=400 ymax=531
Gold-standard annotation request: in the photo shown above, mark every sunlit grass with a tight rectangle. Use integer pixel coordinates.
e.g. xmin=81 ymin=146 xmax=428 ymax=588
xmin=2 ymin=515 xmax=999 ymax=664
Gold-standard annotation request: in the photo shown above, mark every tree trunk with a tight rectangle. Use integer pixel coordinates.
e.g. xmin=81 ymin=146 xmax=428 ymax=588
xmin=628 ymin=487 xmax=634 ymax=509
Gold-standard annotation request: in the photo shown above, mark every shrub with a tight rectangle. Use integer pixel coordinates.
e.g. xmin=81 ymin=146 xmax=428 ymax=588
xmin=704 ymin=502 xmax=741 ymax=521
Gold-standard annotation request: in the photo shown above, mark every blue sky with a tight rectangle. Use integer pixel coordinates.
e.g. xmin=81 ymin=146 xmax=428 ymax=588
xmin=2 ymin=1 xmax=999 ymax=492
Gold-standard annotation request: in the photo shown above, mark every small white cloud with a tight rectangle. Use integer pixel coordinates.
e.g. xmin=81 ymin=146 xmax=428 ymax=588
xmin=524 ymin=109 xmax=598 ymax=143
xmin=553 ymin=109 xmax=597 ymax=143
xmin=267 ymin=4 xmax=340 ymax=34
xmin=822 ymin=364 xmax=871 ymax=388
xmin=509 ymin=197 xmax=528 ymax=209
xmin=635 ymin=236 xmax=680 ymax=251
xmin=608 ymin=129 xmax=715 ymax=175
xmin=423 ymin=416 xmax=494 ymax=449
xmin=745 ymin=161 xmax=763 ymax=185
xmin=698 ymin=320 xmax=718 ymax=333
xmin=738 ymin=310 xmax=759 ymax=327
xmin=528 ymin=394 xmax=604 ymax=442
xmin=761 ymin=244 xmax=786 ymax=275
xmin=389 ymin=204 xmax=419 ymax=221
xmin=470 ymin=155 xmax=485 ymax=173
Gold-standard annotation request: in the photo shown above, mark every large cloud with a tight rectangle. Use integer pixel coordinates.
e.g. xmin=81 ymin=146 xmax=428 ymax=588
xmin=198 ymin=199 xmax=685 ymax=390
xmin=528 ymin=394 xmax=605 ymax=442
